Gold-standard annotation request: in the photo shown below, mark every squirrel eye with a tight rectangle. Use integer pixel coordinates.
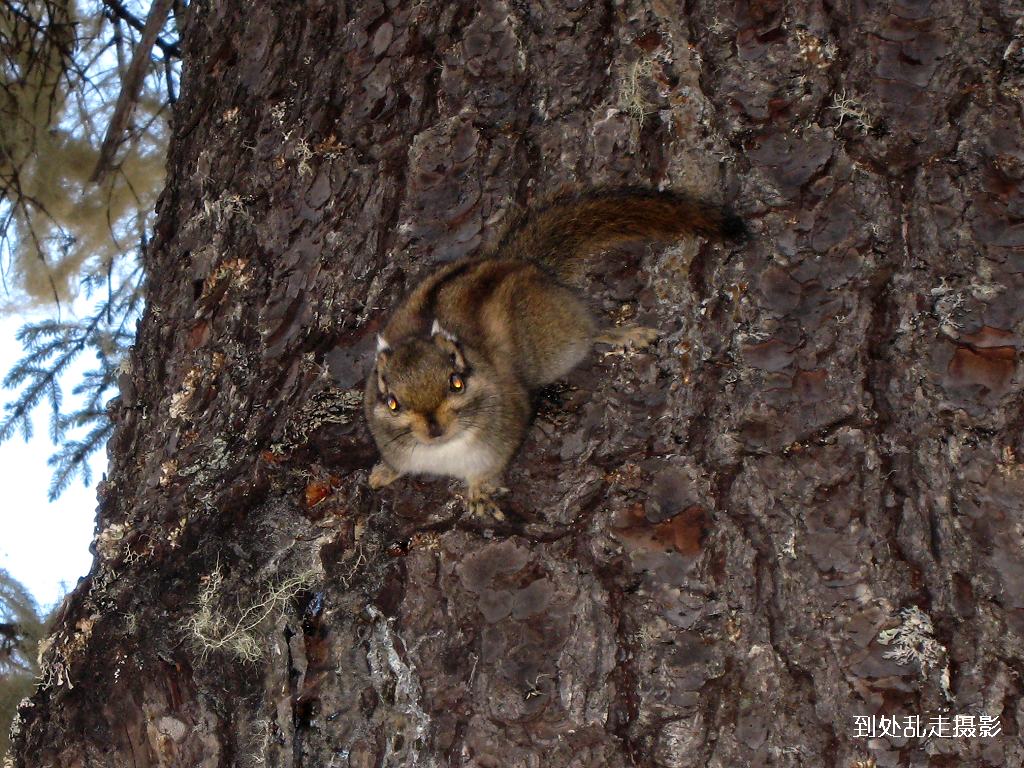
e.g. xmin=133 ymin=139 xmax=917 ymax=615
xmin=386 ymin=395 xmax=400 ymax=412
xmin=449 ymin=373 xmax=465 ymax=393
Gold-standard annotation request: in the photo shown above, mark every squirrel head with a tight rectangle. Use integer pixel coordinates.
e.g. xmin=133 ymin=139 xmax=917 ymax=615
xmin=366 ymin=321 xmax=496 ymax=445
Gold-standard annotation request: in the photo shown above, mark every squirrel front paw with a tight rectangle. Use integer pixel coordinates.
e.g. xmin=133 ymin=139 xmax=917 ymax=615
xmin=369 ymin=462 xmax=401 ymax=489
xmin=465 ymin=482 xmax=508 ymax=522
xmin=595 ymin=325 xmax=660 ymax=351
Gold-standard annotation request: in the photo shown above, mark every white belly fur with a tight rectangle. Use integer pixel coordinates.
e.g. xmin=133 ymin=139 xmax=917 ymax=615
xmin=398 ymin=430 xmax=498 ymax=482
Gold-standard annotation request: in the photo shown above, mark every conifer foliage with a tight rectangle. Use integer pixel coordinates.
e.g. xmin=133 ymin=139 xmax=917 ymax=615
xmin=0 ymin=0 xmax=177 ymax=495
xmin=0 ymin=265 xmax=142 ymax=498
xmin=0 ymin=569 xmax=50 ymax=759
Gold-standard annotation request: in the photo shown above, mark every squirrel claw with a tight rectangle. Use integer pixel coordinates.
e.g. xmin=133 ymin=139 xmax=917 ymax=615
xmin=468 ymin=498 xmax=506 ymax=522
xmin=595 ymin=325 xmax=660 ymax=351
xmin=466 ymin=485 xmax=507 ymax=522
xmin=369 ymin=462 xmax=400 ymax=489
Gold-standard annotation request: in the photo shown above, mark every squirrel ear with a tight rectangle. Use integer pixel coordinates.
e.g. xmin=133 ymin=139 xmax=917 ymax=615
xmin=375 ymin=337 xmax=391 ymax=391
xmin=374 ymin=337 xmax=390 ymax=393
xmin=430 ymin=319 xmax=457 ymax=342
xmin=431 ymin=322 xmax=466 ymax=369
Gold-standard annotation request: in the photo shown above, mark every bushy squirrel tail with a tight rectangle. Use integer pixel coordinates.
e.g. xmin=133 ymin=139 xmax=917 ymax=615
xmin=494 ymin=188 xmax=746 ymax=281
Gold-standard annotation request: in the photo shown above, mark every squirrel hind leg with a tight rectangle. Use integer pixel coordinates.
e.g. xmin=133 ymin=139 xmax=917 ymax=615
xmin=508 ymin=281 xmax=596 ymax=386
xmin=594 ymin=325 xmax=660 ymax=351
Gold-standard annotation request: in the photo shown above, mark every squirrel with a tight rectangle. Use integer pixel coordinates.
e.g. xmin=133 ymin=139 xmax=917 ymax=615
xmin=364 ymin=188 xmax=744 ymax=519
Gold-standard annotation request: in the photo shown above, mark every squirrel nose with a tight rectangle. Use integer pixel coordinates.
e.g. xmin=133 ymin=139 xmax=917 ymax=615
xmin=426 ymin=417 xmax=444 ymax=438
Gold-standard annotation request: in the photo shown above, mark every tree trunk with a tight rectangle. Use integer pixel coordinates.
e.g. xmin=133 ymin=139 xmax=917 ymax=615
xmin=11 ymin=1 xmax=1024 ymax=766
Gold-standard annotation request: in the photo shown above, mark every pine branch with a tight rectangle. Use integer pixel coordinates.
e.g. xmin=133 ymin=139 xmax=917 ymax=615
xmin=91 ymin=0 xmax=176 ymax=182
xmin=0 ymin=269 xmax=141 ymax=497
xmin=0 ymin=568 xmax=45 ymax=675
xmin=101 ymin=0 xmax=181 ymax=58
xmin=47 ymin=417 xmax=113 ymax=500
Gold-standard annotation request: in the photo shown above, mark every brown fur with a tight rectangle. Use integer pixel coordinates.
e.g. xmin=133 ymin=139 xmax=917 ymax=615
xmin=364 ymin=188 xmax=744 ymax=517
xmin=494 ymin=187 xmax=745 ymax=281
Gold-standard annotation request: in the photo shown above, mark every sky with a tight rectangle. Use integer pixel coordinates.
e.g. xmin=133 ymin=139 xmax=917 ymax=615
xmin=0 ymin=312 xmax=102 ymax=611
xmin=0 ymin=0 xmax=172 ymax=617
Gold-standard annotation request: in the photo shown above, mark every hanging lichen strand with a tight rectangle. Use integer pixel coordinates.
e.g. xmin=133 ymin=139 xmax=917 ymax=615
xmin=0 ymin=0 xmax=171 ymax=306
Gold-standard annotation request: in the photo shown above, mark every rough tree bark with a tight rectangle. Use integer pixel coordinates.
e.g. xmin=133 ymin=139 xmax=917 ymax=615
xmin=10 ymin=1 xmax=1024 ymax=766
